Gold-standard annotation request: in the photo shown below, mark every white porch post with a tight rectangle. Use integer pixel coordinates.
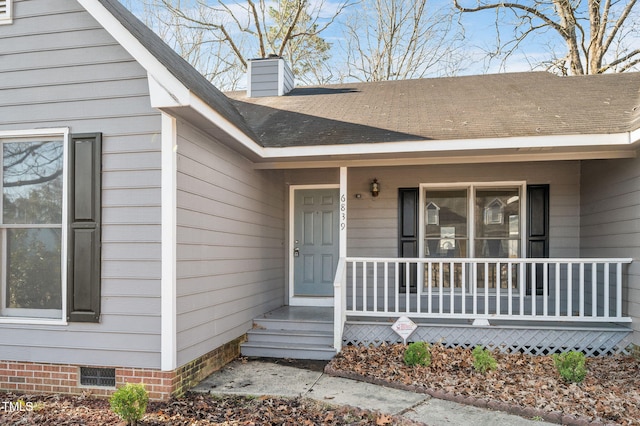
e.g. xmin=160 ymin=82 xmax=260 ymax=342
xmin=334 ymin=167 xmax=348 ymax=351
xmin=339 ymin=167 xmax=347 ymax=258
xmin=161 ymin=113 xmax=177 ymax=371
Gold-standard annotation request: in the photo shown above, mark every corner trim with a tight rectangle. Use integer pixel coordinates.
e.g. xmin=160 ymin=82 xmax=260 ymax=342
xmin=161 ymin=113 xmax=177 ymax=371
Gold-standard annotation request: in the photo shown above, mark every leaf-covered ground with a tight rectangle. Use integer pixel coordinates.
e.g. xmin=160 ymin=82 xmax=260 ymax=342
xmin=2 ymin=346 xmax=639 ymax=425
xmin=0 ymin=391 xmax=423 ymax=425
xmin=327 ymin=344 xmax=640 ymax=425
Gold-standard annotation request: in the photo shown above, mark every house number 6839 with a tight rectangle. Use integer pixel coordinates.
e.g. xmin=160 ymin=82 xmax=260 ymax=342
xmin=340 ymin=193 xmax=346 ymax=230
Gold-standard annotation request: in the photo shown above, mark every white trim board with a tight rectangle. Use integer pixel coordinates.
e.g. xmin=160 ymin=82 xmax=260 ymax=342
xmin=253 ymin=148 xmax=637 ymax=170
xmin=160 ymin=113 xmax=177 ymax=371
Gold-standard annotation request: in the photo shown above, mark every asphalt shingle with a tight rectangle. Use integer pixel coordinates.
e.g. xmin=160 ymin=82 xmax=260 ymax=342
xmin=229 ymin=72 xmax=640 ymax=147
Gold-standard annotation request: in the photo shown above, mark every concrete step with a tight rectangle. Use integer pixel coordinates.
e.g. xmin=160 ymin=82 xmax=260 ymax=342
xmin=247 ymin=328 xmax=333 ymax=346
xmin=241 ymin=341 xmax=336 ymax=360
xmin=252 ymin=318 xmax=333 ymax=333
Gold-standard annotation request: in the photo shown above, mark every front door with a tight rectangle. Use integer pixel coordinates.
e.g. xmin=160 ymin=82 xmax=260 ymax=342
xmin=292 ymin=188 xmax=339 ymax=300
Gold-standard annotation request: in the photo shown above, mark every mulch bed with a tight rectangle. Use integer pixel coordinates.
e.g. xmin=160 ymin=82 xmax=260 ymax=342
xmin=0 ymin=391 xmax=423 ymax=425
xmin=2 ymin=346 xmax=639 ymax=425
xmin=326 ymin=344 xmax=640 ymax=425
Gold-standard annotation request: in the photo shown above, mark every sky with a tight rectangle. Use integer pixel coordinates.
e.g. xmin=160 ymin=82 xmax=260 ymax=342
xmin=119 ymin=0 xmax=639 ymax=88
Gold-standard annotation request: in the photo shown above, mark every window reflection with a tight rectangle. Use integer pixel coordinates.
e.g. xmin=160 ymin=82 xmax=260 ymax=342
xmin=1 ymin=140 xmax=64 ymax=318
xmin=3 ymin=141 xmax=63 ymax=224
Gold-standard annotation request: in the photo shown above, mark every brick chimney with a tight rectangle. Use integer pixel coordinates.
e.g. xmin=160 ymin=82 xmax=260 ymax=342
xmin=247 ymin=56 xmax=294 ymax=98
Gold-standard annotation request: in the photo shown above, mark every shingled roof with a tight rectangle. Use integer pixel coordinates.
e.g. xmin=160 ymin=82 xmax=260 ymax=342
xmin=92 ymin=0 xmax=639 ymax=153
xmin=228 ymin=72 xmax=640 ymax=148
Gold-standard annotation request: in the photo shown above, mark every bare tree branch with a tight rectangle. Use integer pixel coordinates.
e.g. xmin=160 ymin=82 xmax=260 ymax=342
xmin=454 ymin=0 xmax=640 ymax=75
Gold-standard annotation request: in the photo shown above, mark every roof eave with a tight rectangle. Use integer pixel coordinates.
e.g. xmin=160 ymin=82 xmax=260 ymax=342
xmin=252 ymin=132 xmax=639 ymax=169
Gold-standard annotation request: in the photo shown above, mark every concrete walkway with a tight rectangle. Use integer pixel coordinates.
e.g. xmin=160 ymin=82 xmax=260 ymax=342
xmin=193 ymin=359 xmax=554 ymax=426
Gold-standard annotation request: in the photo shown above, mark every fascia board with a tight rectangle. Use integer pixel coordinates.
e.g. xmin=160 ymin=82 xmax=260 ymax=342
xmin=630 ymin=127 xmax=640 ymax=145
xmin=148 ymin=74 xmax=190 ymax=108
xmin=253 ymin=149 xmax=637 ymax=169
xmin=259 ymin=132 xmax=633 ymax=159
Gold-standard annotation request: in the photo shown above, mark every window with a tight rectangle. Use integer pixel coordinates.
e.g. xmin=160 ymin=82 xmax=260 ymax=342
xmin=0 ymin=0 xmax=13 ymax=25
xmin=475 ymin=189 xmax=521 ymax=258
xmin=421 ymin=183 xmax=524 ymax=290
xmin=0 ymin=137 xmax=65 ymax=319
xmin=0 ymin=130 xmax=102 ymax=322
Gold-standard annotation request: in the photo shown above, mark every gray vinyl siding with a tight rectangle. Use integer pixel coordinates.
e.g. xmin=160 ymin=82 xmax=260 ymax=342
xmin=248 ymin=58 xmax=294 ymax=97
xmin=0 ymin=0 xmax=162 ymax=368
xmin=175 ymin=120 xmax=285 ymax=368
xmin=580 ymin=153 xmax=640 ymax=344
xmin=342 ymin=162 xmax=581 ymax=258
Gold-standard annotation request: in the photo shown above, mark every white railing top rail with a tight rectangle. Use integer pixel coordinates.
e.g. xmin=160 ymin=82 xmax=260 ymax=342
xmin=345 ymin=257 xmax=633 ymax=264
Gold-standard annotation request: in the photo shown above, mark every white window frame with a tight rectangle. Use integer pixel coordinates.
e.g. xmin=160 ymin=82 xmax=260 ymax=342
xmin=0 ymin=0 xmax=13 ymax=25
xmin=418 ymin=181 xmax=527 ymax=294
xmin=0 ymin=128 xmax=69 ymax=325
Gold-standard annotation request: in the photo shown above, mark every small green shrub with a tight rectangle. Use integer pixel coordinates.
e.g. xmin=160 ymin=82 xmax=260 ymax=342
xmin=472 ymin=345 xmax=497 ymax=373
xmin=110 ymin=383 xmax=149 ymax=425
xmin=553 ymin=351 xmax=587 ymax=383
xmin=404 ymin=342 xmax=431 ymax=367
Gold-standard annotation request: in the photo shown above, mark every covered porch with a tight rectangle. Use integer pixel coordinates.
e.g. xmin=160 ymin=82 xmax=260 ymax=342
xmin=333 ymin=257 xmax=633 ymax=356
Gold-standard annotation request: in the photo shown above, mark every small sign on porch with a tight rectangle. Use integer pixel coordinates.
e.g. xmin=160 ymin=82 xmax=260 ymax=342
xmin=392 ymin=316 xmax=417 ymax=345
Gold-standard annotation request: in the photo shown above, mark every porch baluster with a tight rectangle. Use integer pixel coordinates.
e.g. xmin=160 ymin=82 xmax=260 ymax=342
xmin=450 ymin=261 xmax=455 ymax=314
xmin=579 ymin=263 xmax=585 ymax=317
xmin=405 ymin=263 xmax=410 ymax=313
xmin=592 ymin=262 xmax=597 ymax=317
xmin=438 ymin=262 xmax=444 ymax=314
xmin=507 ymin=262 xmax=513 ymax=316
xmin=484 ymin=262 xmax=489 ymax=315
xmin=416 ymin=261 xmax=421 ymax=314
xmin=567 ymin=263 xmax=573 ymax=318
xmin=461 ymin=262 xmax=466 ymax=315
xmin=555 ymin=263 xmax=561 ymax=317
xmin=604 ymin=263 xmax=610 ymax=318
xmin=362 ymin=261 xmax=367 ymax=313
xmin=373 ymin=261 xmax=378 ymax=313
xmin=617 ymin=262 xmax=623 ymax=318
xmin=496 ymin=261 xmax=501 ymax=315
xmin=519 ymin=261 xmax=525 ymax=316
xmin=427 ymin=262 xmax=432 ymax=314
xmin=472 ymin=261 xmax=478 ymax=316
xmin=351 ymin=261 xmax=356 ymax=311
xmin=543 ymin=263 xmax=549 ymax=316
xmin=384 ymin=262 xmax=389 ymax=313
xmin=531 ymin=263 xmax=537 ymax=317
xmin=394 ymin=261 xmax=399 ymax=314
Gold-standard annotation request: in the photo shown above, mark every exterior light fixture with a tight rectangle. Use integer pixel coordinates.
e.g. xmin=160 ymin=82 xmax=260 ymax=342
xmin=371 ymin=178 xmax=380 ymax=197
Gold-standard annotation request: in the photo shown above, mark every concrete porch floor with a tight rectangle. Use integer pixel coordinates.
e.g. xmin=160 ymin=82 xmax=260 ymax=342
xmin=257 ymin=305 xmax=333 ymax=322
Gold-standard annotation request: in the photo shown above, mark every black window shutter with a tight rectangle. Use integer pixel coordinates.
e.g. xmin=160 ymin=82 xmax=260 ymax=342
xmin=526 ymin=184 xmax=550 ymax=296
xmin=67 ymin=133 xmax=102 ymax=322
xmin=398 ymin=188 xmax=418 ymax=293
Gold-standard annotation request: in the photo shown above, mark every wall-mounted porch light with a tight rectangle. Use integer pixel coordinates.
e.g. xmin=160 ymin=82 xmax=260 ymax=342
xmin=371 ymin=178 xmax=380 ymax=197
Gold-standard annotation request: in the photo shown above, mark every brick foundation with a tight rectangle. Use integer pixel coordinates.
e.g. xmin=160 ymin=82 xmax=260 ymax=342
xmin=0 ymin=335 xmax=244 ymax=401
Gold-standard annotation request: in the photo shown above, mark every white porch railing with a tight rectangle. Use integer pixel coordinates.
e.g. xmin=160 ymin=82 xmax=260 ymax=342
xmin=333 ymin=257 xmax=632 ymax=350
